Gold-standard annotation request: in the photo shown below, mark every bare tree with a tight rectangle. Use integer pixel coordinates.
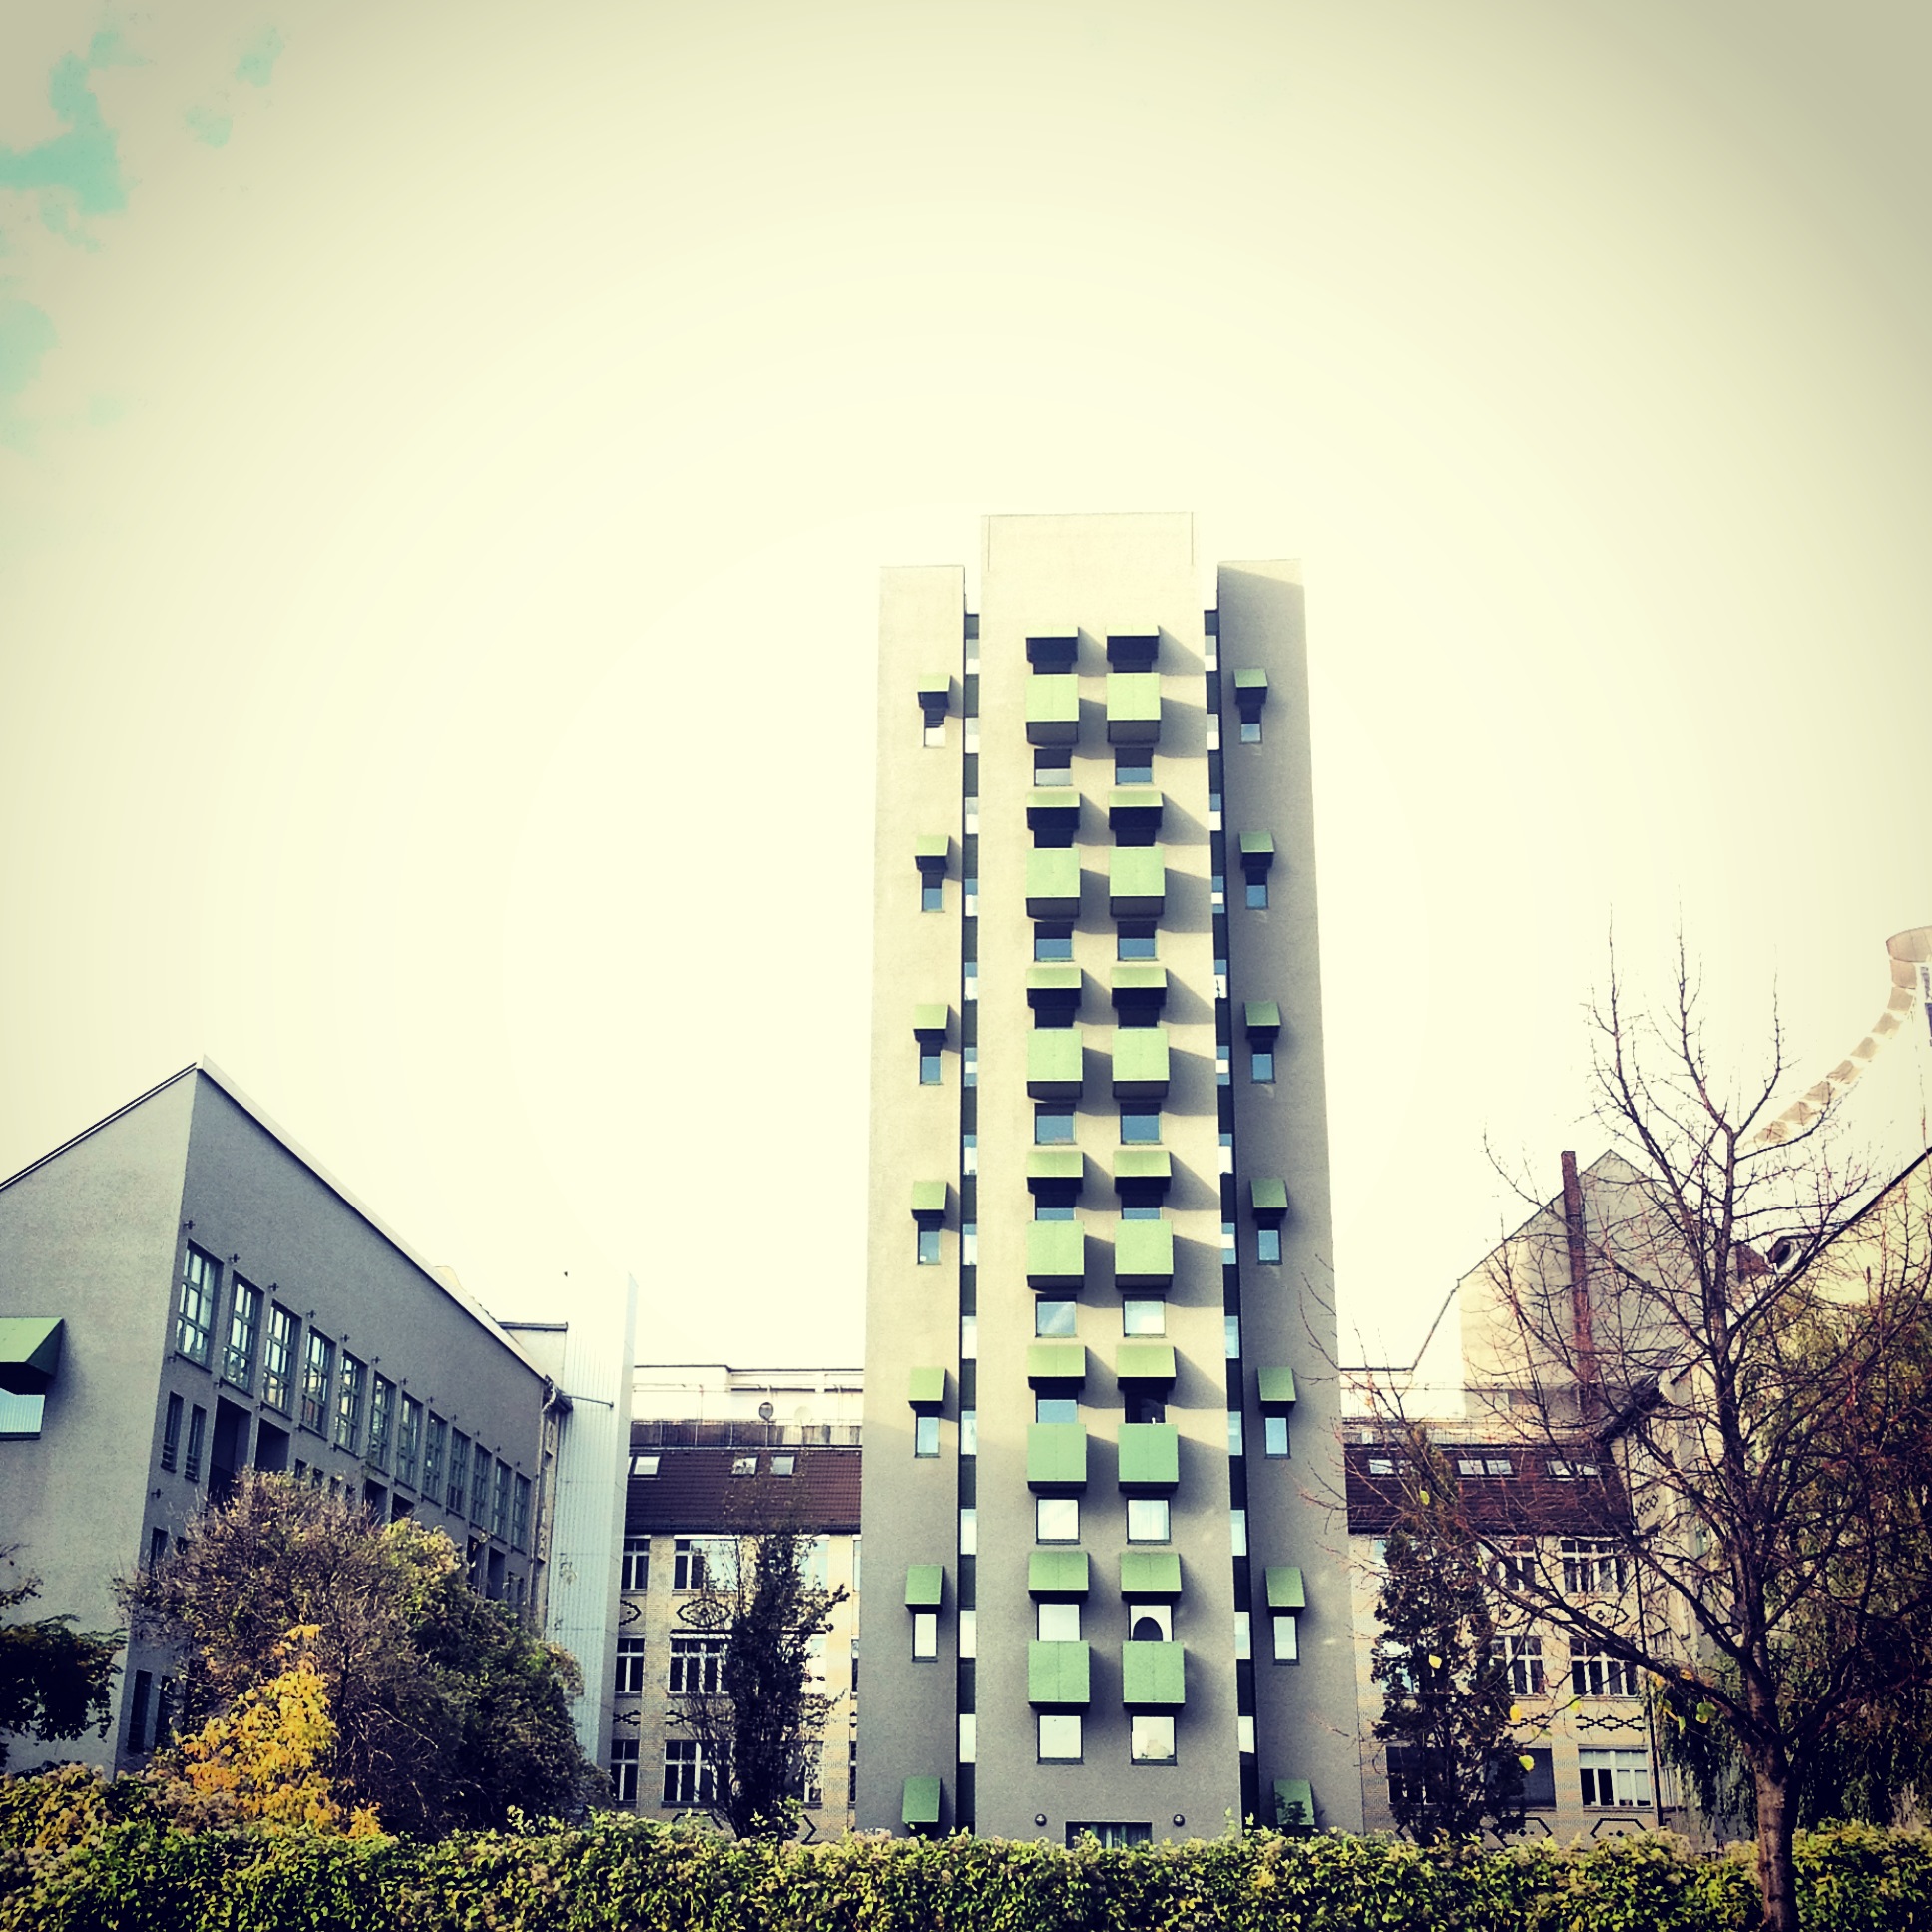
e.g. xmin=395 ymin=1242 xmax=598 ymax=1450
xmin=1445 ymin=949 xmax=1932 ymax=1932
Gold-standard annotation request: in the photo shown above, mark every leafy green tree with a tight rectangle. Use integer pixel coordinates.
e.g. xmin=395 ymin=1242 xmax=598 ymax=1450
xmin=666 ymin=1507 xmax=848 ymax=1841
xmin=0 ymin=1553 xmax=120 ymax=1770
xmin=1369 ymin=1435 xmax=1527 ymax=1842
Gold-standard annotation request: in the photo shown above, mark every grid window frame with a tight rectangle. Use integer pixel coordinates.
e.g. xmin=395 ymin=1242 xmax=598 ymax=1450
xmin=175 ymin=1245 xmax=219 ymax=1366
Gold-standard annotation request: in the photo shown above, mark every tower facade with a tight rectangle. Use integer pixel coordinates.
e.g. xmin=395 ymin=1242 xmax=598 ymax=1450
xmin=858 ymin=513 xmax=1360 ymax=1841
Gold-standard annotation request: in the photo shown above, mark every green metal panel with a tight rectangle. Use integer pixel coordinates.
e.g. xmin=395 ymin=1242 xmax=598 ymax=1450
xmin=1256 ymin=1367 xmax=1298 ymax=1409
xmin=1028 ymin=1639 xmax=1092 ymax=1706
xmin=1025 ymin=675 xmax=1081 ymax=745
xmin=1236 ymin=830 xmax=1275 ymax=865
xmin=1027 ymin=1422 xmax=1089 ymax=1491
xmin=1026 ymin=964 xmax=1082 ymax=994
xmin=1111 ymin=1147 xmax=1172 ymax=1183
xmin=1107 ymin=785 xmax=1165 ymax=833
xmin=1105 ymin=672 xmax=1163 ymax=744
xmin=907 ymin=1367 xmax=945 ymax=1409
xmin=1025 ymin=847 xmax=1082 ymax=919
xmin=916 ymin=673 xmax=951 ymax=706
xmin=910 ymin=1181 xmax=948 ymax=1218
xmin=904 ymin=1564 xmax=944 ymax=1608
xmin=1232 ymin=667 xmax=1269 ymax=694
xmin=1026 ymin=1027 xmax=1085 ymax=1099
xmin=0 ymin=1316 xmax=63 ymax=1395
xmin=1120 ymin=1640 xmax=1186 ymax=1707
xmin=1109 ymin=964 xmax=1168 ymax=993
xmin=1116 ymin=1343 xmax=1178 ymax=1386
xmin=1026 ymin=1341 xmax=1087 ymax=1386
xmin=902 ymin=1775 xmax=942 ymax=1825
xmin=914 ymin=834 xmax=950 ymax=864
xmin=1026 ymin=788 xmax=1082 ymax=825
xmin=1027 ymin=1218 xmax=1086 ymax=1287
xmin=1029 ymin=1549 xmax=1092 ymax=1597
xmin=1108 ymin=845 xmax=1167 ymax=917
xmin=1265 ymin=1565 xmax=1307 ymax=1610
xmin=1025 ymin=1149 xmax=1084 ymax=1186
xmin=1118 ymin=1550 xmax=1183 ymax=1598
xmin=1272 ymin=1779 xmax=1314 ymax=1829
xmin=1113 ymin=1217 xmax=1174 ymax=1288
xmin=1111 ymin=1027 xmax=1171 ymax=1098
xmin=1242 ymin=1000 xmax=1282 ymax=1034
xmin=1250 ymin=1176 xmax=1289 ymax=1217
xmin=913 ymin=1003 xmax=950 ymax=1037
xmin=1117 ymin=1422 xmax=1180 ymax=1491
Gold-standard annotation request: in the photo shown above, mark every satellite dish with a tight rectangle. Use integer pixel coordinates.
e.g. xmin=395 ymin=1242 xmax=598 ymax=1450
xmin=758 ymin=1401 xmax=775 ymax=1421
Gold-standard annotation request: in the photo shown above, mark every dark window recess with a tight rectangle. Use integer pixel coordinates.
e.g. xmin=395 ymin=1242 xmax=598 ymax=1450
xmin=1106 ymin=634 xmax=1158 ymax=672
xmin=1035 ymin=923 xmax=1074 ymax=962
xmin=127 ymin=1670 xmax=153 ymax=1752
xmin=161 ymin=1393 xmax=184 ymax=1473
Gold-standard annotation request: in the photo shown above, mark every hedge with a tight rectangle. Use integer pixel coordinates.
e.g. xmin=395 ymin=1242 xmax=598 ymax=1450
xmin=3 ymin=1773 xmax=1929 ymax=1932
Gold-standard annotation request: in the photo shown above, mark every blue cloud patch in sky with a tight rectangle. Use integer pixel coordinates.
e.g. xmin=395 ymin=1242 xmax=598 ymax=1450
xmin=236 ymin=27 xmax=285 ymax=89
xmin=0 ymin=292 xmax=58 ymax=450
xmin=0 ymin=30 xmax=137 ymax=246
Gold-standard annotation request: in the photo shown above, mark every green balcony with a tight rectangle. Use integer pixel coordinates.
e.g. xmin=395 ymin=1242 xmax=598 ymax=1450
xmin=0 ymin=1316 xmax=64 ymax=1395
xmin=1112 ymin=1027 xmax=1170 ymax=1099
xmin=1113 ymin=1217 xmax=1174 ymax=1289
xmin=1025 ymin=848 xmax=1082 ymax=920
xmin=1027 ymin=788 xmax=1082 ymax=835
xmin=1273 ymin=1779 xmax=1314 ymax=1831
xmin=903 ymin=1776 xmax=943 ymax=1827
xmin=1026 ymin=1341 xmax=1087 ymax=1387
xmin=904 ymin=1565 xmax=944 ymax=1609
xmin=1243 ymin=1000 xmax=1282 ymax=1037
xmin=1112 ymin=1148 xmax=1172 ymax=1194
xmin=1250 ymin=1176 xmax=1289 ymax=1220
xmin=1232 ymin=667 xmax=1269 ymax=700
xmin=915 ymin=671 xmax=951 ymax=710
xmin=914 ymin=834 xmax=950 ymax=870
xmin=1105 ymin=672 xmax=1162 ymax=745
xmin=1237 ymin=830 xmax=1275 ymax=872
xmin=1029 ymin=1550 xmax=1091 ymax=1598
xmin=907 ymin=1367 xmax=945 ymax=1410
xmin=1026 ymin=964 xmax=1082 ymax=1018
xmin=1108 ymin=846 xmax=1167 ymax=919
xmin=1117 ymin=1422 xmax=1180 ymax=1493
xmin=1026 ymin=675 xmax=1081 ymax=746
xmin=1120 ymin=1639 xmax=1186 ymax=1708
xmin=1119 ymin=1550 xmax=1183 ymax=1599
xmin=910 ymin=1181 xmax=947 ymax=1220
xmin=1028 ymin=1639 xmax=1092 ymax=1707
xmin=1117 ymin=1342 xmax=1178 ymax=1388
xmin=1257 ymin=1367 xmax=1298 ymax=1410
xmin=1265 ymin=1566 xmax=1307 ymax=1611
xmin=1027 ymin=1218 xmax=1085 ymax=1288
xmin=1026 ymin=1149 xmax=1084 ymax=1194
xmin=1027 ymin=1422 xmax=1088 ymax=1492
xmin=1027 ymin=1027 xmax=1084 ymax=1100
xmin=1107 ymin=786 xmax=1165 ymax=836
xmin=1110 ymin=963 xmax=1168 ymax=1010
xmin=913 ymin=1003 xmax=950 ymax=1040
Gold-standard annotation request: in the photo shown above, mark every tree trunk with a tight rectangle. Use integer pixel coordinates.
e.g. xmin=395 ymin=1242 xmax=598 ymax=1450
xmin=1751 ymin=1763 xmax=1799 ymax=1932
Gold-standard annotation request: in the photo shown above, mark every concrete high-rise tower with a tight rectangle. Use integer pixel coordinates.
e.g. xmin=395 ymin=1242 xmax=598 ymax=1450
xmin=858 ymin=513 xmax=1361 ymax=1842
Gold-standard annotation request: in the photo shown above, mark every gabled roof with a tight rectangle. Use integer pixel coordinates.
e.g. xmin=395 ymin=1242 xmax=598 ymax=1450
xmin=626 ymin=1446 xmax=862 ymax=1536
xmin=1344 ymin=1440 xmax=1625 ymax=1538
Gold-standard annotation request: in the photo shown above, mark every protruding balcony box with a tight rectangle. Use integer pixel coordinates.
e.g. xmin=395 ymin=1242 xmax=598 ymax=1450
xmin=1029 ymin=1550 xmax=1092 ymax=1599
xmin=1119 ymin=1550 xmax=1183 ymax=1600
xmin=916 ymin=673 xmax=952 ymax=713
xmin=0 ymin=1317 xmax=64 ymax=1395
xmin=1110 ymin=964 xmax=1169 ymax=1019
xmin=911 ymin=1181 xmax=947 ymax=1222
xmin=1265 ymin=1566 xmax=1307 ymax=1612
xmin=904 ymin=1565 xmax=945 ymax=1609
xmin=1028 ymin=1640 xmax=1092 ymax=1707
xmin=914 ymin=834 xmax=950 ymax=874
xmin=1112 ymin=1027 xmax=1170 ymax=1100
xmin=1105 ymin=672 xmax=1163 ymax=745
xmin=1027 ymin=1219 xmax=1086 ymax=1289
xmin=1026 ymin=848 xmax=1082 ymax=920
xmin=907 ymin=1368 xmax=946 ymax=1411
xmin=1026 ymin=964 xmax=1082 ymax=1020
xmin=1108 ymin=846 xmax=1166 ymax=919
xmin=1113 ymin=1217 xmax=1174 ymax=1290
xmin=1117 ymin=1422 xmax=1179 ymax=1493
xmin=1026 ymin=1149 xmax=1084 ymax=1197
xmin=1026 ymin=675 xmax=1080 ymax=746
xmin=1027 ymin=1422 xmax=1089 ymax=1492
xmin=1116 ymin=1343 xmax=1178 ymax=1391
xmin=1232 ymin=667 xmax=1270 ymax=724
xmin=1237 ymin=831 xmax=1275 ymax=877
xmin=1242 ymin=1000 xmax=1282 ymax=1039
xmin=1120 ymin=1640 xmax=1186 ymax=1708
xmin=1250 ymin=1177 xmax=1289 ymax=1223
xmin=1273 ymin=1779 xmax=1314 ymax=1831
xmin=1027 ymin=1027 xmax=1084 ymax=1100
xmin=1257 ymin=1367 xmax=1298 ymax=1410
xmin=1112 ymin=1148 xmax=1172 ymax=1202
xmin=1107 ymin=786 xmax=1165 ymax=837
xmin=1026 ymin=1341 xmax=1087 ymax=1388
xmin=913 ymin=1004 xmax=950 ymax=1043
xmin=1027 ymin=789 xmax=1082 ymax=836
xmin=903 ymin=1776 xmax=943 ymax=1828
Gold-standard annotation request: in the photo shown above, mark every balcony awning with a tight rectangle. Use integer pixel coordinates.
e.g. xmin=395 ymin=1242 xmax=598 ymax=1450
xmin=1029 ymin=1550 xmax=1091 ymax=1598
xmin=1109 ymin=964 xmax=1169 ymax=1015
xmin=907 ymin=1367 xmax=945 ymax=1410
xmin=910 ymin=1181 xmax=948 ymax=1220
xmin=1120 ymin=1640 xmax=1185 ymax=1708
xmin=913 ymin=1004 xmax=949 ymax=1040
xmin=0 ymin=1316 xmax=64 ymax=1396
xmin=1112 ymin=1148 xmax=1172 ymax=1195
xmin=1026 ymin=1341 xmax=1087 ymax=1388
xmin=1026 ymin=788 xmax=1082 ymax=833
xmin=1028 ymin=1640 xmax=1092 ymax=1707
xmin=1027 ymin=1027 xmax=1084 ymax=1100
xmin=1236 ymin=831 xmax=1275 ymax=874
xmin=1119 ymin=1550 xmax=1182 ymax=1599
xmin=1113 ymin=1217 xmax=1174 ymax=1290
xmin=1112 ymin=1027 xmax=1170 ymax=1099
xmin=1026 ymin=964 xmax=1082 ymax=1016
xmin=1108 ymin=846 xmax=1166 ymax=920
xmin=902 ymin=1776 xmax=942 ymax=1826
xmin=1242 ymin=1000 xmax=1282 ymax=1038
xmin=1026 ymin=1219 xmax=1085 ymax=1288
xmin=1026 ymin=1422 xmax=1089 ymax=1491
xmin=1256 ymin=1367 xmax=1298 ymax=1410
xmin=1105 ymin=672 xmax=1163 ymax=745
xmin=914 ymin=835 xmax=950 ymax=871
xmin=1117 ymin=1422 xmax=1179 ymax=1492
xmin=1250 ymin=1177 xmax=1289 ymax=1222
xmin=904 ymin=1565 xmax=944 ymax=1609
xmin=1025 ymin=1149 xmax=1084 ymax=1194
xmin=916 ymin=673 xmax=951 ymax=710
xmin=1116 ymin=1343 xmax=1178 ymax=1388
xmin=1025 ymin=848 xmax=1082 ymax=920
xmin=1025 ymin=675 xmax=1080 ymax=745
xmin=1232 ymin=667 xmax=1269 ymax=716
xmin=1265 ymin=1565 xmax=1306 ymax=1611
xmin=1107 ymin=786 xmax=1165 ymax=836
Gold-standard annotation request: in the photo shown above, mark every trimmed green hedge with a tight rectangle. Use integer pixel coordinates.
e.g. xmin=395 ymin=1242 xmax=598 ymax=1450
xmin=3 ymin=1777 xmax=1929 ymax=1932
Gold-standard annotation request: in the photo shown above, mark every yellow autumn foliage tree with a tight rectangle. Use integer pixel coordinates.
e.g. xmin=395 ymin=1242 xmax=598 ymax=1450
xmin=153 ymin=1625 xmax=381 ymax=1836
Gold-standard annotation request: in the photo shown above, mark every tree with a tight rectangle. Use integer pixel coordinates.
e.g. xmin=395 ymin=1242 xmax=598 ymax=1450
xmin=665 ymin=1509 xmax=847 ymax=1841
xmin=0 ymin=1553 xmax=120 ymax=1770
xmin=122 ymin=1473 xmax=602 ymax=1834
xmin=1369 ymin=1434 xmax=1527 ymax=1842
xmin=1460 ymin=949 xmax=1932 ymax=1932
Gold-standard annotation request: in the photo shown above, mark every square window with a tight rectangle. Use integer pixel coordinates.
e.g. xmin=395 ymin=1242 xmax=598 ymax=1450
xmin=1117 ymin=924 xmax=1158 ymax=961
xmin=1037 ymin=1601 xmax=1081 ymax=1641
xmin=1256 ymin=1227 xmax=1282 ymax=1265
xmin=1126 ymin=1497 xmax=1170 ymax=1543
xmin=1038 ymin=1713 xmax=1083 ymax=1762
xmin=1127 ymin=1602 xmax=1172 ymax=1640
xmin=1239 ymin=720 xmax=1261 ymax=744
xmin=770 ymin=1454 xmax=795 ymax=1476
xmin=730 ymin=1455 xmax=757 ymax=1476
xmin=1035 ymin=1299 xmax=1078 ymax=1337
xmin=920 ymin=1051 xmax=943 ymax=1085
xmin=1250 ymin=1050 xmax=1274 ymax=1082
xmin=1130 ymin=1714 xmax=1176 ymax=1763
xmin=1272 ymin=1612 xmax=1299 ymax=1662
xmin=1034 ymin=923 xmax=1074 ymax=961
xmin=1122 ymin=1299 xmax=1166 ymax=1337
xmin=1036 ymin=1496 xmax=1080 ymax=1543
xmin=1245 ymin=879 xmax=1268 ymax=910
xmin=921 ymin=880 xmax=944 ymax=912
xmin=1035 ymin=1395 xmax=1079 ymax=1424
xmin=1119 ymin=1108 xmax=1162 ymax=1144
xmin=1035 ymin=1106 xmax=1076 ymax=1144
xmin=1115 ymin=753 xmax=1154 ymax=786
xmin=917 ymin=1226 xmax=942 ymax=1265
xmin=914 ymin=1414 xmax=940 ymax=1457
xmin=1264 ymin=1414 xmax=1291 ymax=1458
xmin=912 ymin=1611 xmax=938 ymax=1659
xmin=1034 ymin=750 xmax=1073 ymax=786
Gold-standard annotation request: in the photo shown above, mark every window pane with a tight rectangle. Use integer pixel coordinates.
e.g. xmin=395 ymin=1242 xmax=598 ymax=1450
xmin=1037 ymin=1601 xmax=1080 ymax=1641
xmin=1119 ymin=1109 xmax=1162 ymax=1144
xmin=1035 ymin=1395 xmax=1078 ymax=1424
xmin=1035 ymin=1300 xmax=1078 ymax=1337
xmin=1126 ymin=1497 xmax=1169 ymax=1542
xmin=1036 ymin=1497 xmax=1080 ymax=1543
xmin=1130 ymin=1714 xmax=1175 ymax=1762
xmin=1038 ymin=1713 xmax=1082 ymax=1761
xmin=1122 ymin=1299 xmax=1165 ymax=1336
xmin=1034 ymin=924 xmax=1074 ymax=961
xmin=914 ymin=1414 xmax=940 ymax=1457
xmin=1035 ymin=1108 xmax=1076 ymax=1144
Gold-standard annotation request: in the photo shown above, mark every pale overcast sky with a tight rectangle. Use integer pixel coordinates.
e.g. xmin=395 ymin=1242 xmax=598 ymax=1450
xmin=3 ymin=1 xmax=1929 ymax=1369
